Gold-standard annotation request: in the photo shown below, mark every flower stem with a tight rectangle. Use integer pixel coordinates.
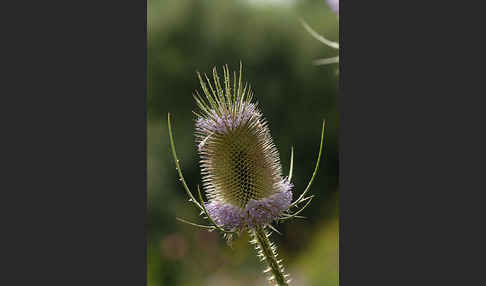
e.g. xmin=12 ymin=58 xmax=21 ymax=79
xmin=251 ymin=226 xmax=289 ymax=286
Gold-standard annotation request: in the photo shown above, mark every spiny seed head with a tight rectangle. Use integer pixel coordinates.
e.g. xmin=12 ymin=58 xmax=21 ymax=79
xmin=194 ymin=64 xmax=292 ymax=231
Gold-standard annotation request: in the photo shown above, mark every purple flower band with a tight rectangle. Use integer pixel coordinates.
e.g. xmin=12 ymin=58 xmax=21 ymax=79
xmin=205 ymin=180 xmax=293 ymax=230
xmin=195 ymin=103 xmax=259 ymax=136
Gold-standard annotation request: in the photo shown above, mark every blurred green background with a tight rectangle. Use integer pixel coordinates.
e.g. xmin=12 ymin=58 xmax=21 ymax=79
xmin=147 ymin=0 xmax=339 ymax=285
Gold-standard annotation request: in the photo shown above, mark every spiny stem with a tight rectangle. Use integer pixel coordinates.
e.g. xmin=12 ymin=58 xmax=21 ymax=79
xmin=251 ymin=226 xmax=290 ymax=286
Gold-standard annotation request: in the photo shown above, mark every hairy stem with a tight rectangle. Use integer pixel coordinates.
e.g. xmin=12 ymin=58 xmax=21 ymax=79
xmin=251 ymin=226 xmax=289 ymax=286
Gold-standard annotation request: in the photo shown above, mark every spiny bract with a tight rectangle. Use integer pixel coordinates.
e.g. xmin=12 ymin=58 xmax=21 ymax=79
xmin=194 ymin=64 xmax=292 ymax=231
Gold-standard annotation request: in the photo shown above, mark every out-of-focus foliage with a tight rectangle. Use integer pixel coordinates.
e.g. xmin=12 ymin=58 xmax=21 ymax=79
xmin=147 ymin=0 xmax=339 ymax=285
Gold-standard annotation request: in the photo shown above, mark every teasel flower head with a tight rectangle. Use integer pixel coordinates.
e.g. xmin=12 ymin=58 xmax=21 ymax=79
xmin=168 ymin=63 xmax=325 ymax=235
xmin=193 ymin=65 xmax=293 ymax=231
xmin=168 ymin=63 xmax=325 ymax=285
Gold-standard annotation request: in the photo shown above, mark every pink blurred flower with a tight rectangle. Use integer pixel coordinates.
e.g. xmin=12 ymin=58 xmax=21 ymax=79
xmin=327 ymin=0 xmax=339 ymax=14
